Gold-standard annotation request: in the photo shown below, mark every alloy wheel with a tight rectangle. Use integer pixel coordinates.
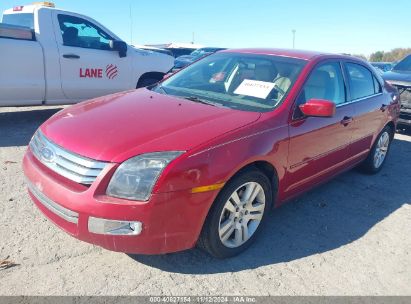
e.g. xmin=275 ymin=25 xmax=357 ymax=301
xmin=374 ymin=131 xmax=390 ymax=169
xmin=218 ymin=182 xmax=266 ymax=248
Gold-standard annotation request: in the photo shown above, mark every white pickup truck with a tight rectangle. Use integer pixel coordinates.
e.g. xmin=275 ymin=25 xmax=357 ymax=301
xmin=0 ymin=2 xmax=174 ymax=106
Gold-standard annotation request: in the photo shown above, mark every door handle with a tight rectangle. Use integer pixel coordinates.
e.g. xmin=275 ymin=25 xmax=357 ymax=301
xmin=380 ymin=104 xmax=388 ymax=112
xmin=340 ymin=116 xmax=353 ymax=126
xmin=63 ymin=54 xmax=80 ymax=59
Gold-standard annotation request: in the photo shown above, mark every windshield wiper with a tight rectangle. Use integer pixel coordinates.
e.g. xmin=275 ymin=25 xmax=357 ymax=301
xmin=183 ymin=96 xmax=219 ymax=107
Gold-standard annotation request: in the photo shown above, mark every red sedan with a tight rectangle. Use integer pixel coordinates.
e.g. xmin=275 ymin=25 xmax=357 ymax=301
xmin=23 ymin=49 xmax=400 ymax=258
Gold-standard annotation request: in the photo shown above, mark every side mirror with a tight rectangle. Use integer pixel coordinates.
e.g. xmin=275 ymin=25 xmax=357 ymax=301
xmin=110 ymin=40 xmax=127 ymax=58
xmin=299 ymin=99 xmax=336 ymax=117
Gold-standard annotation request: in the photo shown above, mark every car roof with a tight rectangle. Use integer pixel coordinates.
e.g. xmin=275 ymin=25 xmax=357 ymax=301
xmin=220 ymin=48 xmax=339 ymax=61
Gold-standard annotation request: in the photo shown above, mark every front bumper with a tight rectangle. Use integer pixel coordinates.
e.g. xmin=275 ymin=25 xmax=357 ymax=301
xmin=398 ymin=108 xmax=411 ymax=127
xmin=389 ymin=83 xmax=411 ymax=126
xmin=23 ymin=149 xmax=217 ymax=254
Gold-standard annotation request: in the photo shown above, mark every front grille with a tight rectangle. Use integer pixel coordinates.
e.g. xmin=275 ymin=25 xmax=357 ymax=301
xmin=393 ymin=85 xmax=411 ymax=108
xmin=29 ymin=131 xmax=107 ymax=185
xmin=400 ymin=111 xmax=411 ymax=120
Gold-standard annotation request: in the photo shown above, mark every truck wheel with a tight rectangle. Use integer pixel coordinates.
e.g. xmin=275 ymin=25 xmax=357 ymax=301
xmin=136 ymin=77 xmax=161 ymax=88
xmin=197 ymin=169 xmax=272 ymax=258
xmin=360 ymin=126 xmax=393 ymax=174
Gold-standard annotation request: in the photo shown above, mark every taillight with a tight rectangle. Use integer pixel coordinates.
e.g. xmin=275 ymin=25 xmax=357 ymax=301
xmin=13 ymin=6 xmax=24 ymax=11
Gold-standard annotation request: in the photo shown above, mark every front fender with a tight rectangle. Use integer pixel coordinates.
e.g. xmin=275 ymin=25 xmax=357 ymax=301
xmin=154 ymin=121 xmax=289 ymax=198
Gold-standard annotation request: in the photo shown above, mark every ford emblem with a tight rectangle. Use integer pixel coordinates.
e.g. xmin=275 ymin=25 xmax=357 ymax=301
xmin=40 ymin=147 xmax=56 ymax=163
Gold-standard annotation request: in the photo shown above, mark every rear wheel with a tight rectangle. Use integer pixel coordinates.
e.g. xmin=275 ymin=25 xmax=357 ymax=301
xmin=198 ymin=170 xmax=272 ymax=258
xmin=360 ymin=126 xmax=393 ymax=174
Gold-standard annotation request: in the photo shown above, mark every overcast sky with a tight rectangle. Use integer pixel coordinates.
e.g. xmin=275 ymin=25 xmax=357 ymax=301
xmin=1 ymin=0 xmax=409 ymax=56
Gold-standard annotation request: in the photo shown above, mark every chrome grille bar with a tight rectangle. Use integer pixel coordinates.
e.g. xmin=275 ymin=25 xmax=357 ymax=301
xmin=29 ymin=131 xmax=107 ymax=185
xmin=27 ymin=180 xmax=79 ymax=224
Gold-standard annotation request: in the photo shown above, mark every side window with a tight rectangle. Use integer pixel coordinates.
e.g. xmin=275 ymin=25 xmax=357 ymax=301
xmin=297 ymin=62 xmax=346 ymax=107
xmin=346 ymin=63 xmax=375 ymax=100
xmin=58 ymin=14 xmax=112 ymax=51
xmin=373 ymin=76 xmax=382 ymax=94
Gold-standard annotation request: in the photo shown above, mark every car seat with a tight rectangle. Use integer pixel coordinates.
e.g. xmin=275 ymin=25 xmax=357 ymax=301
xmin=62 ymin=27 xmax=79 ymax=47
xmin=303 ymin=70 xmax=333 ymax=101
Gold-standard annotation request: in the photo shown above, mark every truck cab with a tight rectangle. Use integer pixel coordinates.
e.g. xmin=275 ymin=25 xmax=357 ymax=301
xmin=0 ymin=2 xmax=174 ymax=106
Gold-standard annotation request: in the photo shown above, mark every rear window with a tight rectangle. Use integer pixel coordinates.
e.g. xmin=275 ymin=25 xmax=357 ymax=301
xmin=2 ymin=13 xmax=34 ymax=29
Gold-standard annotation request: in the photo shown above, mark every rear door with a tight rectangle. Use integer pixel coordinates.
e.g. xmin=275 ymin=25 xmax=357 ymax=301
xmin=286 ymin=60 xmax=355 ymax=195
xmin=53 ymin=12 xmax=132 ymax=102
xmin=343 ymin=62 xmax=387 ymax=159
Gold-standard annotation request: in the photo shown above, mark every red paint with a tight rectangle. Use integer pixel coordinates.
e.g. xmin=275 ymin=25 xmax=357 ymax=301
xmin=23 ymin=49 xmax=400 ymax=254
xmin=299 ymin=99 xmax=336 ymax=117
xmin=106 ymin=64 xmax=118 ymax=80
xmin=80 ymin=68 xmax=103 ymax=78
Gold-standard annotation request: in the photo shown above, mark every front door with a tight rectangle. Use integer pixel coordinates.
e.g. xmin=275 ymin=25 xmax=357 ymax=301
xmin=285 ymin=61 xmax=355 ymax=196
xmin=54 ymin=12 xmax=131 ymax=102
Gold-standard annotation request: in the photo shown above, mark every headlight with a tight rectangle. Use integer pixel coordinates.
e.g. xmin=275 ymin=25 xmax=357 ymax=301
xmin=106 ymin=151 xmax=184 ymax=201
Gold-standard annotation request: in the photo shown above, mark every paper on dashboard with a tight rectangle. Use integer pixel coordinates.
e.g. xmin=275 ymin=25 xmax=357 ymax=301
xmin=234 ymin=79 xmax=276 ymax=99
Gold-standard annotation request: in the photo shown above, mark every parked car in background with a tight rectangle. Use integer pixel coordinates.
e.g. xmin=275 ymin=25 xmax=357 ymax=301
xmin=370 ymin=62 xmax=394 ymax=72
xmin=23 ymin=49 xmax=399 ymax=258
xmin=146 ymin=43 xmax=203 ymax=58
xmin=0 ymin=2 xmax=173 ymax=106
xmin=383 ymin=54 xmax=411 ymax=127
xmin=372 ymin=66 xmax=384 ymax=75
xmin=173 ymin=47 xmax=226 ymax=71
xmin=167 ymin=47 xmax=197 ymax=58
xmin=133 ymin=45 xmax=173 ymax=57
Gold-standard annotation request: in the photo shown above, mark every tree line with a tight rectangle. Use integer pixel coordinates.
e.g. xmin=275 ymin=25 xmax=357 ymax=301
xmin=368 ymin=48 xmax=411 ymax=62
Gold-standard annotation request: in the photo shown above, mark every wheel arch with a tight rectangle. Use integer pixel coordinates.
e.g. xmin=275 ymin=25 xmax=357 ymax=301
xmin=223 ymin=160 xmax=280 ymax=208
xmin=385 ymin=121 xmax=396 ymax=139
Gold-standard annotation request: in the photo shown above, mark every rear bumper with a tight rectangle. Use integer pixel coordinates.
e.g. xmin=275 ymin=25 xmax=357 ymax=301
xmin=23 ymin=150 xmax=217 ymax=254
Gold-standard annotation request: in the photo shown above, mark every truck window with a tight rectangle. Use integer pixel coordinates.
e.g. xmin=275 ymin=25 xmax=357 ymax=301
xmin=2 ymin=13 xmax=34 ymax=29
xmin=57 ymin=14 xmax=113 ymax=51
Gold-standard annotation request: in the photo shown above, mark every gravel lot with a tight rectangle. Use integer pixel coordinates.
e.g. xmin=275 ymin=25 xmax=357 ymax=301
xmin=0 ymin=106 xmax=410 ymax=296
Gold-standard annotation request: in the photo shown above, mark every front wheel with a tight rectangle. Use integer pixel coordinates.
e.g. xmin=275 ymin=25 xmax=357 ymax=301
xmin=360 ymin=126 xmax=393 ymax=174
xmin=198 ymin=170 xmax=272 ymax=258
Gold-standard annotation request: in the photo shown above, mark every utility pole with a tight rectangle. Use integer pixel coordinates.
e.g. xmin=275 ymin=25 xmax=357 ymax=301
xmin=292 ymin=29 xmax=296 ymax=49
xmin=129 ymin=4 xmax=133 ymax=45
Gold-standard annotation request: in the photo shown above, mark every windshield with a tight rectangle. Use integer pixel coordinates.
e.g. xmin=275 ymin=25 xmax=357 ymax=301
xmin=2 ymin=13 xmax=34 ymax=28
xmin=152 ymin=53 xmax=306 ymax=112
xmin=393 ymin=55 xmax=411 ymax=72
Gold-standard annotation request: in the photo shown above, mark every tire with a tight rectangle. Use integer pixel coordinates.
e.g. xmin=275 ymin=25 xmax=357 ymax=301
xmin=360 ymin=126 xmax=393 ymax=174
xmin=198 ymin=169 xmax=273 ymax=258
xmin=136 ymin=77 xmax=161 ymax=88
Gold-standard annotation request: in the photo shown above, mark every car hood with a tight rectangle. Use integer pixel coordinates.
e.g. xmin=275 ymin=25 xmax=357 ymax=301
xmin=383 ymin=70 xmax=411 ymax=85
xmin=41 ymin=89 xmax=261 ymax=163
